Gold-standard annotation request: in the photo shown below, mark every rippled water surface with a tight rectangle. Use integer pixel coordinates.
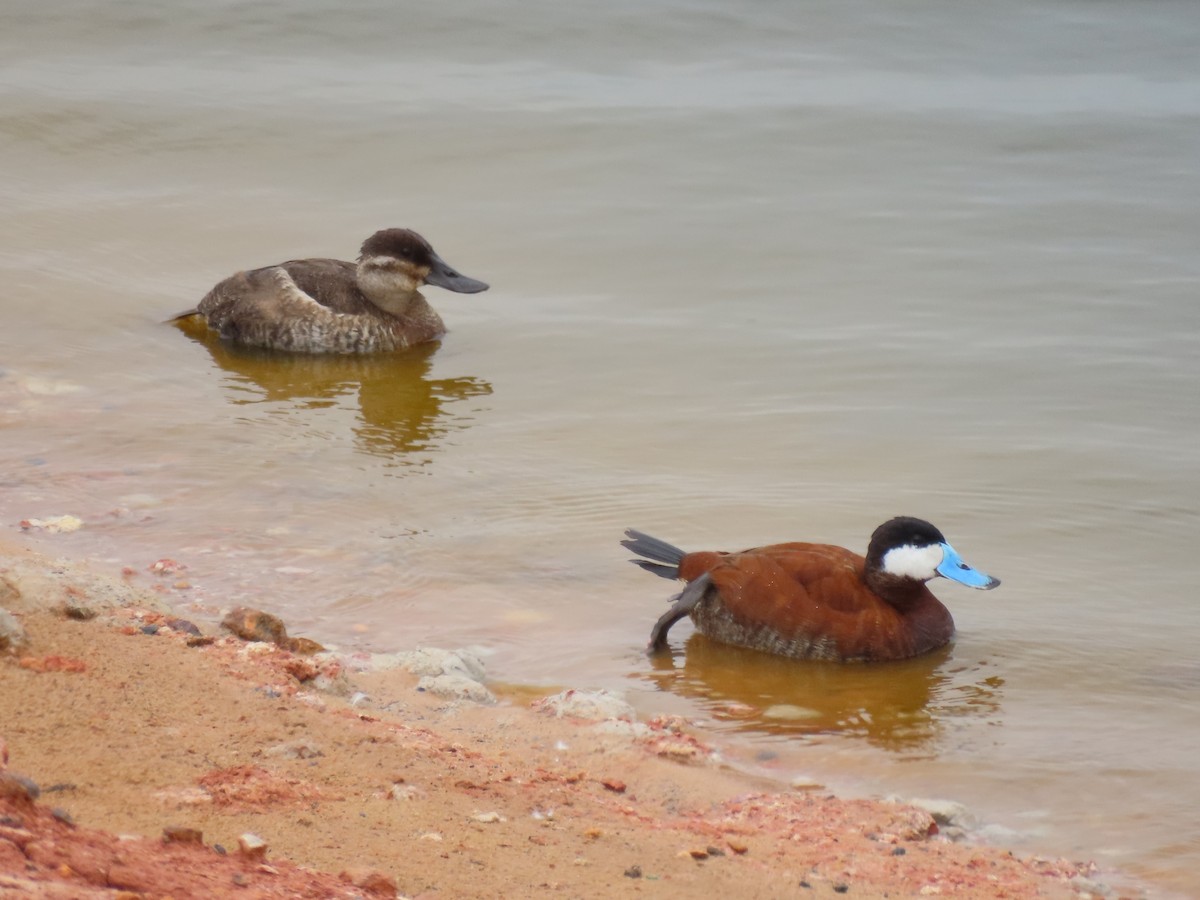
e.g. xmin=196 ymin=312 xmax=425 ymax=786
xmin=3 ymin=1 xmax=1199 ymax=894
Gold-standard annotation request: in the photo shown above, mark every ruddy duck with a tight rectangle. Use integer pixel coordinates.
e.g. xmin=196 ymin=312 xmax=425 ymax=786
xmin=172 ymin=228 xmax=488 ymax=353
xmin=622 ymin=516 xmax=999 ymax=662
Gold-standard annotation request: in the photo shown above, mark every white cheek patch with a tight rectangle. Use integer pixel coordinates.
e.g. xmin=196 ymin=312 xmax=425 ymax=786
xmin=881 ymin=543 xmax=944 ymax=581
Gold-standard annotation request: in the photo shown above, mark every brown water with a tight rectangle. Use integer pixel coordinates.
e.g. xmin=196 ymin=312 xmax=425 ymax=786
xmin=3 ymin=0 xmax=1199 ymax=894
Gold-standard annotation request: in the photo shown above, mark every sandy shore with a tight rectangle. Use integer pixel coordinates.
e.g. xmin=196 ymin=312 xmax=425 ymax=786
xmin=0 ymin=538 xmax=1127 ymax=899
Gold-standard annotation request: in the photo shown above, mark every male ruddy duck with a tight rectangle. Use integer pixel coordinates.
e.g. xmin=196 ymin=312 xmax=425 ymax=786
xmin=172 ymin=228 xmax=488 ymax=353
xmin=622 ymin=516 xmax=999 ymax=662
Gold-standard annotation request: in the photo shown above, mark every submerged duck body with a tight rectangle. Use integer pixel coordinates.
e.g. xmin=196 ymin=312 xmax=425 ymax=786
xmin=174 ymin=228 xmax=488 ymax=354
xmin=622 ymin=516 xmax=999 ymax=663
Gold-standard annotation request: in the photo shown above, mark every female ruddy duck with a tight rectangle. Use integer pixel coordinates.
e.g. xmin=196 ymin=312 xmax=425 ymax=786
xmin=172 ymin=228 xmax=488 ymax=353
xmin=622 ymin=516 xmax=999 ymax=662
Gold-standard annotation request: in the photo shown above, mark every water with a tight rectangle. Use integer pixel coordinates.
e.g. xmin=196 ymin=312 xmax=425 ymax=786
xmin=2 ymin=0 xmax=1199 ymax=894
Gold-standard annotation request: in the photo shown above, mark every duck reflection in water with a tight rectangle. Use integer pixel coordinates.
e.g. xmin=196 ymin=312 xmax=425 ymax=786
xmin=177 ymin=319 xmax=492 ymax=463
xmin=644 ymin=637 xmax=1004 ymax=752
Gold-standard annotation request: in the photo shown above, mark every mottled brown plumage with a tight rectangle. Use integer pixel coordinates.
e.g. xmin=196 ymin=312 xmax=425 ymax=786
xmin=172 ymin=228 xmax=488 ymax=354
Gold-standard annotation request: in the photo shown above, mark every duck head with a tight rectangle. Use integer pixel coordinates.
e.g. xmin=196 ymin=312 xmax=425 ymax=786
xmin=356 ymin=228 xmax=488 ymax=309
xmin=866 ymin=516 xmax=1000 ymax=596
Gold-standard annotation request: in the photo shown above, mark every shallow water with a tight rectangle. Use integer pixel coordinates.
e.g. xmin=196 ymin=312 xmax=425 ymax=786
xmin=2 ymin=0 xmax=1199 ymax=894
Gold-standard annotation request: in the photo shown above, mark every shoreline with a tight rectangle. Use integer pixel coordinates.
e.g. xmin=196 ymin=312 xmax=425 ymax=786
xmin=1 ymin=538 xmax=1131 ymax=898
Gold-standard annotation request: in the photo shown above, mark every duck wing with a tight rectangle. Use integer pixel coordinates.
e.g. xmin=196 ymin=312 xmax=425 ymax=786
xmin=274 ymin=259 xmax=375 ymax=315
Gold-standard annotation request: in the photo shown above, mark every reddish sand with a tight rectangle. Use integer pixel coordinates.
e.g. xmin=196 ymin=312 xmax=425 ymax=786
xmin=0 ymin=541 xmax=1127 ymax=899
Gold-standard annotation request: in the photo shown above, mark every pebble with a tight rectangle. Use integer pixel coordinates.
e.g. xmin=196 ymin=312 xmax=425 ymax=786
xmin=472 ymin=811 xmax=505 ymax=823
xmin=0 ymin=609 xmax=29 ymax=654
xmin=19 ymin=515 xmax=83 ymax=534
xmin=166 ymin=618 xmax=202 ymax=636
xmin=222 ymin=608 xmax=289 ymax=645
xmin=0 ymin=772 xmax=40 ymax=804
xmin=61 ymin=602 xmax=98 ymax=621
xmin=238 ymin=832 xmax=268 ymax=859
xmin=50 ymin=808 xmax=75 ymax=826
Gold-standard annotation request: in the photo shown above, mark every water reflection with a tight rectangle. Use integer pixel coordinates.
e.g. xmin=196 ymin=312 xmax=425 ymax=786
xmin=643 ymin=634 xmax=1004 ymax=753
xmin=177 ymin=321 xmax=492 ymax=463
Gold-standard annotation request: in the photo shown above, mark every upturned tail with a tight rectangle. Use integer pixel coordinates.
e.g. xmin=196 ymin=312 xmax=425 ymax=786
xmin=621 ymin=528 xmax=686 ymax=580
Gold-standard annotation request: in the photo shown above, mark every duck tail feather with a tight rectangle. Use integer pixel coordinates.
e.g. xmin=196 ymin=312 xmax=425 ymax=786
xmin=621 ymin=529 xmax=686 ymax=573
xmin=629 ymin=559 xmax=680 ymax=580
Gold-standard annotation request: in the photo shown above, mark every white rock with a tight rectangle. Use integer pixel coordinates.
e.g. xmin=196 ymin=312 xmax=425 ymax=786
xmin=417 ymin=674 xmax=496 ymax=704
xmin=907 ymin=797 xmax=976 ymax=829
xmin=0 ymin=609 xmax=29 ymax=654
xmin=20 ymin=515 xmax=83 ymax=534
xmin=533 ymin=689 xmax=635 ymax=722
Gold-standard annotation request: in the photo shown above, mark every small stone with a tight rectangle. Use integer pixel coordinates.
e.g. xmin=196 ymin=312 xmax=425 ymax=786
xmin=727 ymin=839 xmax=749 ymax=855
xmin=0 ymin=773 xmax=40 ymax=804
xmin=50 ymin=808 xmax=75 ymax=826
xmin=687 ymin=848 xmax=708 ymax=860
xmin=237 ymin=832 xmax=268 ymax=859
xmin=186 ymin=635 xmax=216 ymax=648
xmin=20 ymin=515 xmax=83 ymax=534
xmin=61 ymin=603 xmax=98 ymax=621
xmin=624 ymin=864 xmax=643 ymax=879
xmin=706 ymin=845 xmax=725 ymax=857
xmin=140 ymin=624 xmax=160 ymax=635
xmin=834 ymin=885 xmax=849 ymax=894
xmin=166 ymin=618 xmax=202 ymax=636
xmin=284 ymin=636 xmax=326 ymax=656
xmin=0 ymin=610 xmax=29 ymax=655
xmin=600 ymin=778 xmax=626 ymax=793
xmin=472 ymin=811 xmax=504 ymax=823
xmin=892 ymin=847 xmax=907 ymax=856
xmin=222 ymin=608 xmax=289 ymax=645
xmin=162 ymin=826 xmax=204 ymax=844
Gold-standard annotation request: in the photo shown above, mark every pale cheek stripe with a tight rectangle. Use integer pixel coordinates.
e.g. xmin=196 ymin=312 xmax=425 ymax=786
xmin=881 ymin=544 xmax=944 ymax=581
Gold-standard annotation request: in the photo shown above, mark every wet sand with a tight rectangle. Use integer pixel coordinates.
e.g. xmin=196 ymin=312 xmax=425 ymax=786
xmin=0 ymin=539 xmax=1123 ymax=898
